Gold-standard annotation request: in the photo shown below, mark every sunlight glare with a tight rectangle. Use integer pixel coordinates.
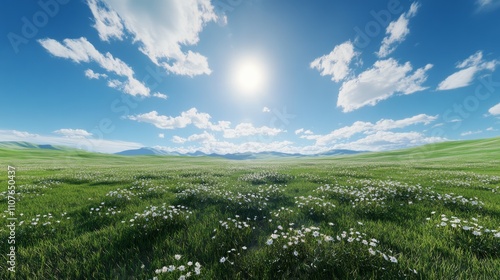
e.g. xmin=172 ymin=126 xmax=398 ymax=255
xmin=232 ymin=56 xmax=268 ymax=96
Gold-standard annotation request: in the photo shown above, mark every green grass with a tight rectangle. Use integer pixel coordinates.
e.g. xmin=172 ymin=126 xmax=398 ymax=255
xmin=1 ymin=138 xmax=499 ymax=279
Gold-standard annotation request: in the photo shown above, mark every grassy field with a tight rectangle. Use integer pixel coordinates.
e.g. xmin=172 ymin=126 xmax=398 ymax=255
xmin=1 ymin=138 xmax=499 ymax=279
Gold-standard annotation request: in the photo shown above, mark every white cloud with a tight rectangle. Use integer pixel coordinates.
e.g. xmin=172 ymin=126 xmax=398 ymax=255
xmin=12 ymin=130 xmax=39 ymax=138
xmin=153 ymin=92 xmax=168 ymax=100
xmin=127 ymin=108 xmax=283 ymax=139
xmin=295 ymin=128 xmax=317 ymax=140
xmin=172 ymin=136 xmax=187 ymax=144
xmin=223 ymin=123 xmax=284 ymax=139
xmin=476 ymin=0 xmax=500 ymax=11
xmin=310 ymin=41 xmax=359 ymax=82
xmin=54 ymin=129 xmax=93 ymax=138
xmin=478 ymin=0 xmax=493 ymax=7
xmin=489 ymin=103 xmax=500 ymax=115
xmin=161 ymin=51 xmax=212 ymax=77
xmin=432 ymin=123 xmax=444 ymax=128
xmin=311 ymin=3 xmax=431 ymax=112
xmin=331 ymin=131 xmax=445 ymax=152
xmin=437 ymin=51 xmax=498 ymax=90
xmin=373 ymin=114 xmax=438 ymax=131
xmin=461 ymin=130 xmax=482 ymax=136
xmin=158 ymin=129 xmax=445 ymax=155
xmin=338 ymin=59 xmax=433 ymax=112
xmin=188 ymin=131 xmax=215 ymax=143
xmin=295 ymin=128 xmax=314 ymax=135
xmin=158 ymin=133 xmax=165 ymax=139
xmin=39 ymin=37 xmax=150 ymax=96
xmin=128 ymin=110 xmax=194 ymax=130
xmin=486 ymin=127 xmax=497 ymax=131
xmin=262 ymin=107 xmax=271 ymax=113
xmin=176 ymin=131 xmax=216 ymax=143
xmin=158 ymin=140 xmax=299 ymax=155
xmin=85 ymin=69 xmax=108 ymax=79
xmin=87 ymin=0 xmax=124 ymax=41
xmin=92 ymin=0 xmax=218 ymax=76
xmin=128 ymin=108 xmax=231 ymax=131
xmin=315 ymin=121 xmax=373 ymax=146
xmin=0 ymin=129 xmax=142 ymax=153
xmin=308 ymin=114 xmax=437 ymax=146
xmin=377 ymin=2 xmax=420 ymax=58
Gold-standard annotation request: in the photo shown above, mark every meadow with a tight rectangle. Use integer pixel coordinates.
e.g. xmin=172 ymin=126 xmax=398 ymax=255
xmin=1 ymin=138 xmax=499 ymax=279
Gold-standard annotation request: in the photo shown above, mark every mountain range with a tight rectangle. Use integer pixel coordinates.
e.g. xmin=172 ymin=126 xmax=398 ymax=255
xmin=114 ymin=147 xmax=364 ymax=159
xmin=0 ymin=141 xmax=364 ymax=160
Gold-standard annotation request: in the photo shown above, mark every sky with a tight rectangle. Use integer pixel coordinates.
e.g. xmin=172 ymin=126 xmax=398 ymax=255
xmin=1 ymin=0 xmax=500 ymax=154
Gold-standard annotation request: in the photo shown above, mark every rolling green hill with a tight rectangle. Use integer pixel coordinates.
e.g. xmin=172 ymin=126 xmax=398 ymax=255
xmin=0 ymin=137 xmax=499 ymax=279
xmin=2 ymin=137 xmax=499 ymax=164
xmin=338 ymin=137 xmax=500 ymax=162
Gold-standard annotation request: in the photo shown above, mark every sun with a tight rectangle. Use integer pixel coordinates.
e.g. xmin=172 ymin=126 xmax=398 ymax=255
xmin=231 ymin=56 xmax=268 ymax=96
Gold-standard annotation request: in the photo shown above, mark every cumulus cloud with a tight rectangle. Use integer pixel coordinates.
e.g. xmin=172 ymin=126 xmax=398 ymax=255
xmin=11 ymin=130 xmax=39 ymax=138
xmin=373 ymin=114 xmax=437 ymax=130
xmin=460 ymin=130 xmax=482 ymax=136
xmin=160 ymin=129 xmax=445 ymax=155
xmin=377 ymin=2 xmax=420 ymax=58
xmin=38 ymin=37 xmax=150 ymax=96
xmin=223 ymin=123 xmax=284 ymax=139
xmin=310 ymin=3 xmax=432 ymax=112
xmin=310 ymin=41 xmax=359 ymax=82
xmin=128 ymin=108 xmax=285 ymax=139
xmin=262 ymin=107 xmax=271 ymax=113
xmin=128 ymin=110 xmax=199 ymax=130
xmin=153 ymin=92 xmax=168 ymax=100
xmin=159 ymin=140 xmax=299 ymax=155
xmin=489 ymin=103 xmax=500 ymax=115
xmin=331 ymin=131 xmax=445 ymax=152
xmin=437 ymin=51 xmax=498 ymax=91
xmin=338 ymin=59 xmax=433 ymax=112
xmin=53 ymin=129 xmax=93 ymax=138
xmin=307 ymin=114 xmax=437 ymax=146
xmin=295 ymin=129 xmax=304 ymax=135
xmin=87 ymin=0 xmax=124 ymax=41
xmin=172 ymin=136 xmax=187 ymax=144
xmin=90 ymin=0 xmax=218 ymax=76
xmin=84 ymin=69 xmax=108 ymax=79
xmin=172 ymin=131 xmax=216 ymax=144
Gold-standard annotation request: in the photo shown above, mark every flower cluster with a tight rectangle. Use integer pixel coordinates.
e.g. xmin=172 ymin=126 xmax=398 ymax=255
xmin=427 ymin=212 xmax=500 ymax=258
xmin=429 ymin=213 xmax=500 ymax=238
xmin=294 ymin=195 xmax=336 ymax=217
xmin=264 ymin=224 xmax=399 ymax=264
xmin=315 ymin=180 xmax=485 ymax=209
xmin=127 ymin=204 xmax=191 ymax=232
xmin=239 ymin=171 xmax=294 ymax=185
xmin=176 ymin=183 xmax=285 ymax=211
xmin=153 ymin=254 xmax=202 ymax=279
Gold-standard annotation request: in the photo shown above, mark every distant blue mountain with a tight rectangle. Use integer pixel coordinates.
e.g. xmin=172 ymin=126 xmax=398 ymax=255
xmin=115 ymin=147 xmax=180 ymax=156
xmin=0 ymin=142 xmax=364 ymax=159
xmin=316 ymin=149 xmax=362 ymax=156
xmin=115 ymin=147 xmax=365 ymax=159
xmin=0 ymin=141 xmax=59 ymax=150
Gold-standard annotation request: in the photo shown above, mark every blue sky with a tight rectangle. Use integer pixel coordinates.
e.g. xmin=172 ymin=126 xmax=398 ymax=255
xmin=1 ymin=0 xmax=500 ymax=154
